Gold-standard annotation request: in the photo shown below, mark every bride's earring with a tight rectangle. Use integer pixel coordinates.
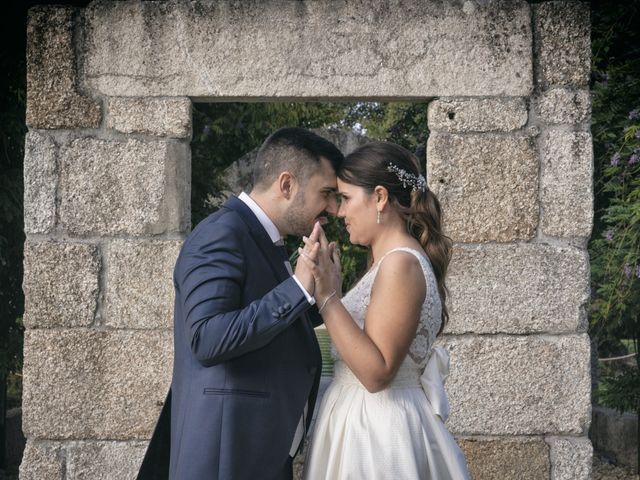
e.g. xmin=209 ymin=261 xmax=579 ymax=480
xmin=376 ymin=210 xmax=382 ymax=224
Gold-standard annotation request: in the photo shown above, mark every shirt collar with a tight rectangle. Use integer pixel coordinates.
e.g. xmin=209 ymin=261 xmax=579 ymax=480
xmin=238 ymin=192 xmax=282 ymax=244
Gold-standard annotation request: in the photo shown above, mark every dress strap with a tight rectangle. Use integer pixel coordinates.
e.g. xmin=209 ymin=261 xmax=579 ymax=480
xmin=376 ymin=247 xmax=429 ymax=270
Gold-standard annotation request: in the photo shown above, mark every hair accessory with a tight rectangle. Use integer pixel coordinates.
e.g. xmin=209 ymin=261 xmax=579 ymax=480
xmin=386 ymin=163 xmax=427 ymax=193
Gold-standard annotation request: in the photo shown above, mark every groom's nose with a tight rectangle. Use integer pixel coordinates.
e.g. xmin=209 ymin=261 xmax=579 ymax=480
xmin=325 ymin=195 xmax=338 ymax=215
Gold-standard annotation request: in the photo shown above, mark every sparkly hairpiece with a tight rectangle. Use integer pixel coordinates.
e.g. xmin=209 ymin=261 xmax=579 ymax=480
xmin=386 ymin=163 xmax=428 ymax=193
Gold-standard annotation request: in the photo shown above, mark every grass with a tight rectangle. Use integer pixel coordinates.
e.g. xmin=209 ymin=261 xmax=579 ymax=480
xmin=315 ymin=328 xmax=334 ymax=376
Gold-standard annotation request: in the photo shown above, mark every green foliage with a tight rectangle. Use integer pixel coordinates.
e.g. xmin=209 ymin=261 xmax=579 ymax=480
xmin=589 ymin=0 xmax=640 ymax=413
xmin=342 ymin=102 xmax=428 ymax=159
xmin=596 ymin=365 xmax=640 ymax=414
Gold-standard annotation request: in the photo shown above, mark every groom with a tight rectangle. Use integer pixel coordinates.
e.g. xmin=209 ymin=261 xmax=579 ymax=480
xmin=137 ymin=127 xmax=344 ymax=480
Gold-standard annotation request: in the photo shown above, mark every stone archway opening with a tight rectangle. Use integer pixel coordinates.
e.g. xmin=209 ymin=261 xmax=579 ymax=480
xmin=22 ymin=2 xmax=593 ymax=478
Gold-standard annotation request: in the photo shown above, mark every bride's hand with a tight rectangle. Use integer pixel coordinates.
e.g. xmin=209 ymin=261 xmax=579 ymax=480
xmin=299 ymin=224 xmax=342 ymax=305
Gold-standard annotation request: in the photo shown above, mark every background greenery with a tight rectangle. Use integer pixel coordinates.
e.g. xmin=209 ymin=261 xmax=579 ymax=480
xmin=589 ymin=0 xmax=640 ymax=418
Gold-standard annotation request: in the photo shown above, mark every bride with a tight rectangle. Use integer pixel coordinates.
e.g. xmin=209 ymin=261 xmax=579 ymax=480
xmin=298 ymin=141 xmax=470 ymax=479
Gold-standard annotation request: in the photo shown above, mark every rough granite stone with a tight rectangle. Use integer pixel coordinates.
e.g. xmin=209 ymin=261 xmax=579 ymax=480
xmin=442 ymin=334 xmax=591 ymax=435
xmin=446 ymin=243 xmax=590 ymax=334
xmin=540 ymin=130 xmax=593 ymax=238
xmin=22 ymin=329 xmax=172 ymax=440
xmin=427 ymin=133 xmax=539 ymax=242
xmin=66 ymin=441 xmax=148 ymax=480
xmin=105 ymin=240 xmax=182 ymax=329
xmin=19 ymin=440 xmax=64 ymax=480
xmin=107 ymin=97 xmax=192 ymax=138
xmin=24 ymin=131 xmax=57 ymax=234
xmin=535 ymin=88 xmax=590 ymax=124
xmin=534 ymin=1 xmax=590 ymax=88
xmin=428 ymin=98 xmax=528 ymax=132
xmin=27 ymin=6 xmax=101 ymax=129
xmin=84 ymin=1 xmax=532 ymax=98
xmin=58 ymin=137 xmax=190 ymax=236
xmin=458 ymin=437 xmax=550 ymax=480
xmin=23 ymin=242 xmax=100 ymax=329
xmin=546 ymin=436 xmax=593 ymax=480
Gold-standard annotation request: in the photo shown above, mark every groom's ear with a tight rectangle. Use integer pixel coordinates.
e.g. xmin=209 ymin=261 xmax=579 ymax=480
xmin=278 ymin=171 xmax=296 ymax=200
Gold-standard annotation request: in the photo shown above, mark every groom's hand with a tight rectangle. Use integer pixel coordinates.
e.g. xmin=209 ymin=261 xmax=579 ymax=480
xmin=294 ymin=231 xmax=320 ymax=296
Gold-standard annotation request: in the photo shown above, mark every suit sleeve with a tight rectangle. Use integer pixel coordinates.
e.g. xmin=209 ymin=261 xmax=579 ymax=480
xmin=309 ymin=307 xmax=324 ymax=328
xmin=176 ymin=222 xmax=313 ymax=367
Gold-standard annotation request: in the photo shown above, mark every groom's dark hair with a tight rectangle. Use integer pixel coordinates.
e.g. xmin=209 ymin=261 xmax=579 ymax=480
xmin=251 ymin=127 xmax=344 ymax=191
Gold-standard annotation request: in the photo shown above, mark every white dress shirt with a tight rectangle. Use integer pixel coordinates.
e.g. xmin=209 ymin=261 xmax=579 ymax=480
xmin=238 ymin=191 xmax=312 ymax=456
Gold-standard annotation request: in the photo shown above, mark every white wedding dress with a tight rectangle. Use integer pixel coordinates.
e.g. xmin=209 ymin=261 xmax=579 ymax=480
xmin=303 ymin=247 xmax=470 ymax=480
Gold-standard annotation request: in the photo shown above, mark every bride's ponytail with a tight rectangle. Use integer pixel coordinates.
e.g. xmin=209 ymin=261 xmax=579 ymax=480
xmin=339 ymin=142 xmax=452 ymax=334
xmin=407 ymin=188 xmax=452 ymax=334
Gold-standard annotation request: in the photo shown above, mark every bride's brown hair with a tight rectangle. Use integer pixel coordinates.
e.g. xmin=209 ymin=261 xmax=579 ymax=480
xmin=339 ymin=141 xmax=452 ymax=334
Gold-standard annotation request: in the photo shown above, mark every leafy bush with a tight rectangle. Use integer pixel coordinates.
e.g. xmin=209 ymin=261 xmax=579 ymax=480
xmin=589 ymin=0 xmax=640 ymax=413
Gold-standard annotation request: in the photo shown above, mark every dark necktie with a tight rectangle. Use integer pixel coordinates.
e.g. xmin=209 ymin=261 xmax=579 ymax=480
xmin=274 ymin=239 xmax=293 ymax=274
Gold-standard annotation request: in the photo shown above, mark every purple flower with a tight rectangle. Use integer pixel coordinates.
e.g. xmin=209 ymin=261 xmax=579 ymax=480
xmin=202 ymin=125 xmax=211 ymax=136
xmin=636 ymin=265 xmax=640 ymax=279
xmin=611 ymin=152 xmax=621 ymax=166
xmin=630 ymin=153 xmax=639 ymax=165
xmin=629 ymin=109 xmax=640 ymax=120
xmin=636 ymin=130 xmax=640 ymax=139
xmin=604 ymin=229 xmax=614 ymax=241
xmin=624 ymin=264 xmax=632 ymax=279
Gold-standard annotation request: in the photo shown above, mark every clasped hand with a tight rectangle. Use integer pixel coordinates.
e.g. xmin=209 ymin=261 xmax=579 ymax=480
xmin=293 ymin=222 xmax=342 ymax=306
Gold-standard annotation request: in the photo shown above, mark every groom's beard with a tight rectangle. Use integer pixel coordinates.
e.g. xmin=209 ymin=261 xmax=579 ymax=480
xmin=284 ymin=193 xmax=323 ymax=237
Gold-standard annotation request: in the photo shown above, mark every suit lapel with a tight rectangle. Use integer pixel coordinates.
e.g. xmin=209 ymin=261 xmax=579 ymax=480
xmin=222 ymin=196 xmax=319 ymax=345
xmin=221 ymin=196 xmax=290 ymax=282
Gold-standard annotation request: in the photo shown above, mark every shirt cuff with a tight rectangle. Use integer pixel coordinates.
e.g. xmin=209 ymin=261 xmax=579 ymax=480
xmin=292 ymin=275 xmax=316 ymax=305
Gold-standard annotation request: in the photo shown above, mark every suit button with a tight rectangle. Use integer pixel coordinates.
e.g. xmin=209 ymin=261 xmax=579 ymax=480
xmin=277 ymin=306 xmax=285 ymax=314
xmin=272 ymin=311 xmax=280 ymax=318
xmin=283 ymin=303 xmax=292 ymax=310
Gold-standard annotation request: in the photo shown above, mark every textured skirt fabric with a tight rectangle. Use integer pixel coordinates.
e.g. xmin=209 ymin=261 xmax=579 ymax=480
xmin=303 ymin=361 xmax=470 ymax=480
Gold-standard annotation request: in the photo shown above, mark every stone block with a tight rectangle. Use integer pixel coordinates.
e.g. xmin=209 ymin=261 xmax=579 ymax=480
xmin=24 ymin=131 xmax=57 ymax=234
xmin=442 ymin=334 xmax=591 ymax=435
xmin=22 ymin=329 xmax=172 ymax=440
xmin=534 ymin=1 xmax=590 ymax=88
xmin=84 ymin=1 xmax=532 ymax=98
xmin=66 ymin=441 xmax=148 ymax=480
xmin=19 ymin=440 xmax=65 ymax=480
xmin=427 ymin=133 xmax=538 ymax=242
xmin=540 ymin=130 xmax=593 ymax=238
xmin=535 ymin=88 xmax=590 ymax=124
xmin=23 ymin=242 xmax=100 ymax=328
xmin=107 ymin=97 xmax=192 ymax=138
xmin=446 ymin=243 xmax=589 ymax=334
xmin=105 ymin=240 xmax=182 ymax=329
xmin=428 ymin=98 xmax=528 ymax=133
xmin=58 ymin=137 xmax=190 ymax=236
xmin=458 ymin=437 xmax=550 ymax=480
xmin=26 ymin=6 xmax=101 ymax=129
xmin=547 ymin=436 xmax=593 ymax=480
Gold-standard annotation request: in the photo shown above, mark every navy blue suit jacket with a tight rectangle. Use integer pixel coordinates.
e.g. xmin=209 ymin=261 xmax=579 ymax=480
xmin=138 ymin=196 xmax=323 ymax=480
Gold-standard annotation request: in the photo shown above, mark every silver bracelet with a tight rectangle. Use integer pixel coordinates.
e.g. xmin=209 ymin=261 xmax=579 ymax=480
xmin=318 ymin=291 xmax=337 ymax=313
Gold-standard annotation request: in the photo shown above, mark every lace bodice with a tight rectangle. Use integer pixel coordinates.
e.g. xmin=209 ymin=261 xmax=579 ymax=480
xmin=331 ymin=247 xmax=442 ymax=370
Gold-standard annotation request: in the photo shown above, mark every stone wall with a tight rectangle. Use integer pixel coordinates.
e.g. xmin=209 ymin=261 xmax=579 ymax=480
xmin=22 ymin=1 xmax=592 ymax=478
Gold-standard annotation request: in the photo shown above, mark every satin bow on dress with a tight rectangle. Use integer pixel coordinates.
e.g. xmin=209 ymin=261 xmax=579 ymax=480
xmin=420 ymin=346 xmax=451 ymax=423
